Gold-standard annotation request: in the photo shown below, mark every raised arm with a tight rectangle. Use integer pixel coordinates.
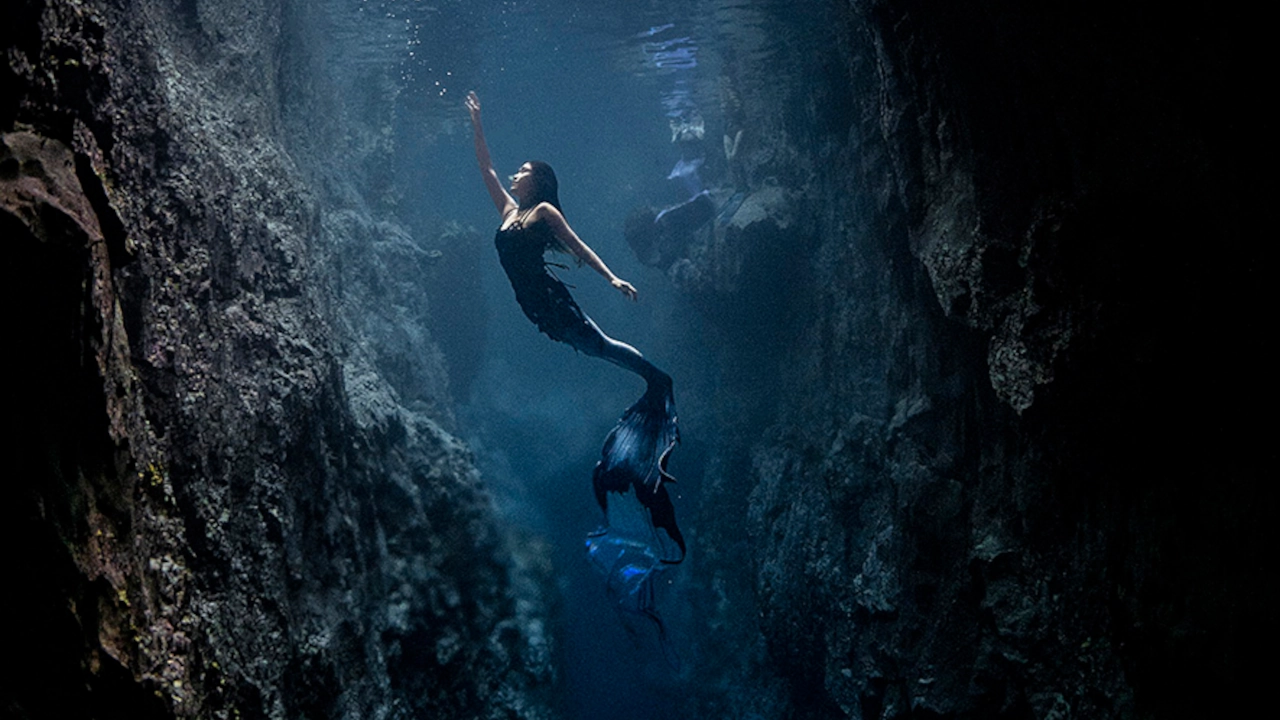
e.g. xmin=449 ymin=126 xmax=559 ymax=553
xmin=466 ymin=91 xmax=517 ymax=218
xmin=539 ymin=205 xmax=638 ymax=301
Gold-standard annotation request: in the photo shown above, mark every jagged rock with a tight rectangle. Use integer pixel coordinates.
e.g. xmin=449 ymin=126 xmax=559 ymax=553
xmin=2 ymin=1 xmax=551 ymax=718
xmin=672 ymin=2 xmax=1265 ymax=719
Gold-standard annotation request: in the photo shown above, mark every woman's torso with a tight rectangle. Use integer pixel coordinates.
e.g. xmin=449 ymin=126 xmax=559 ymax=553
xmin=494 ymin=208 xmax=559 ymax=277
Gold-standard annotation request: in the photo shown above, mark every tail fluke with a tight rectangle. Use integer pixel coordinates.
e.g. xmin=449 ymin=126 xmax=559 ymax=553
xmin=591 ymin=377 xmax=685 ymax=563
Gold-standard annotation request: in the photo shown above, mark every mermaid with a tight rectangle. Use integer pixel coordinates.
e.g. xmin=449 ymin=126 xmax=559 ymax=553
xmin=465 ymin=92 xmax=685 ymax=561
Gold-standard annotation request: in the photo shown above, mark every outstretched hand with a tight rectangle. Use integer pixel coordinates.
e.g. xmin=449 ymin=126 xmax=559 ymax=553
xmin=465 ymin=91 xmax=482 ymax=125
xmin=612 ymin=277 xmax=638 ymax=301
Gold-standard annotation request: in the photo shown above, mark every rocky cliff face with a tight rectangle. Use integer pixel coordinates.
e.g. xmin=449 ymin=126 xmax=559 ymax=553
xmin=2 ymin=2 xmax=551 ymax=718
xmin=671 ymin=2 xmax=1265 ymax=719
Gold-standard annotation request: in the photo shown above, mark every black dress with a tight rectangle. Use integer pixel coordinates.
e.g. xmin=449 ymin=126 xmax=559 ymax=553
xmin=495 ymin=217 xmax=597 ymax=350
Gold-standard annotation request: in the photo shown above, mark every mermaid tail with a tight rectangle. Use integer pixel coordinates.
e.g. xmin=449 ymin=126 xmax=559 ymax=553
xmin=592 ymin=376 xmax=685 ymax=563
xmin=496 ymin=218 xmax=688 ymax=655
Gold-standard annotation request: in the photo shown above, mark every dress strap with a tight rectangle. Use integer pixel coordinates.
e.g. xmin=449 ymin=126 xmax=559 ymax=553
xmin=510 ymin=206 xmax=536 ymax=230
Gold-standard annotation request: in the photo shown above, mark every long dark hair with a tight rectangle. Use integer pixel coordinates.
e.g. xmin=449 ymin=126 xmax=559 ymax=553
xmin=524 ymin=160 xmax=578 ymax=259
xmin=523 ymin=160 xmax=562 ymax=212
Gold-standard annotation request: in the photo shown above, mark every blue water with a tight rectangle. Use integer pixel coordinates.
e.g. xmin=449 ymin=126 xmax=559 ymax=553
xmin=324 ymin=1 xmax=841 ymax=716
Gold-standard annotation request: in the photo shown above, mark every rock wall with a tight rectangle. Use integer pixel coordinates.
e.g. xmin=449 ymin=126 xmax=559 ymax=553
xmin=673 ymin=2 xmax=1266 ymax=719
xmin=2 ymin=1 xmax=551 ymax=718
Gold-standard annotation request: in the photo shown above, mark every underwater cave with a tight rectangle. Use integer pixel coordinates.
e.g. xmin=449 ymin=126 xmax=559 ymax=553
xmin=1 ymin=1 xmax=1266 ymax=719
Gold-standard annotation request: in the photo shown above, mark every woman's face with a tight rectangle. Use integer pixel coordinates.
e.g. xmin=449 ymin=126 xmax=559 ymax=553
xmin=509 ymin=162 xmax=535 ymax=201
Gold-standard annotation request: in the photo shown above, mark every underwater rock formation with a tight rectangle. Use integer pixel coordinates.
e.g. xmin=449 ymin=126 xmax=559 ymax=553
xmin=2 ymin=1 xmax=551 ymax=718
xmin=668 ymin=2 xmax=1266 ymax=719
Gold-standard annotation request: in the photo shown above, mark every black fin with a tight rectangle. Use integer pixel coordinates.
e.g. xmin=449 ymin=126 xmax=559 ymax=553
xmin=592 ymin=378 xmax=685 ymax=562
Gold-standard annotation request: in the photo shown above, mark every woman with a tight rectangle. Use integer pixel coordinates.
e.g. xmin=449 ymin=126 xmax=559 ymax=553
xmin=466 ymin=91 xmax=684 ymax=561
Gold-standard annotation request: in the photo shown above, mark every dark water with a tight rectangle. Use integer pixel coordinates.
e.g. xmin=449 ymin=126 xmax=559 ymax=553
xmin=324 ymin=1 xmax=841 ymax=717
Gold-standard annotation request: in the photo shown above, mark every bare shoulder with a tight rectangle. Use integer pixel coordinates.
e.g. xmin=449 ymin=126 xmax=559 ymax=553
xmin=532 ymin=202 xmax=566 ymax=226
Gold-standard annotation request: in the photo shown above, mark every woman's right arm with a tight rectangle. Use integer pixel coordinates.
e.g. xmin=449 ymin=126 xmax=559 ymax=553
xmin=466 ymin=91 xmax=517 ymax=218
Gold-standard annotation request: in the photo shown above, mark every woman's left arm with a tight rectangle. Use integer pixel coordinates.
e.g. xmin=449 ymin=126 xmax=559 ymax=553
xmin=541 ymin=205 xmax=638 ymax=301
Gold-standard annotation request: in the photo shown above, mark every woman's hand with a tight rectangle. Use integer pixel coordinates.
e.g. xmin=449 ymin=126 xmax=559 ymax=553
xmin=465 ymin=91 xmax=482 ymax=126
xmin=611 ymin=277 xmax=638 ymax=301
